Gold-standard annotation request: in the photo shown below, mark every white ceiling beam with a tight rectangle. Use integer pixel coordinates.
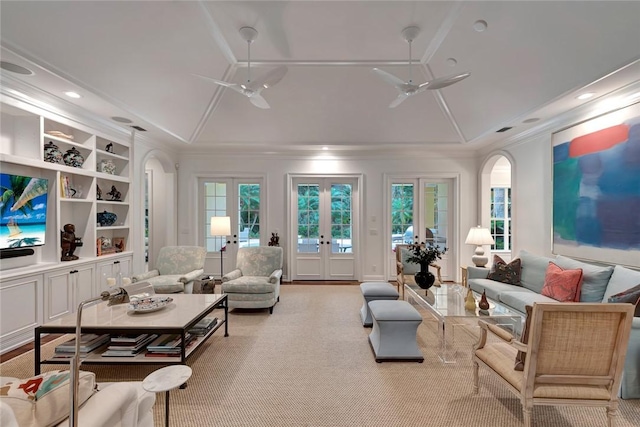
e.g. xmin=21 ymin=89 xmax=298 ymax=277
xmin=420 ymin=0 xmax=465 ymax=65
xmin=196 ymin=0 xmax=237 ymax=65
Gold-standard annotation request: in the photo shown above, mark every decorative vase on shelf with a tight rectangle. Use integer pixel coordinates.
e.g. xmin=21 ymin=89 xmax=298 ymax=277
xmin=100 ymin=159 xmax=116 ymax=175
xmin=479 ymin=290 xmax=490 ymax=311
xmin=44 ymin=141 xmax=64 ymax=164
xmin=465 ymin=289 xmax=477 ymax=311
xmin=414 ymin=265 xmax=436 ymax=290
xmin=63 ymin=147 xmax=84 ymax=168
xmin=97 ymin=211 xmax=117 ymax=227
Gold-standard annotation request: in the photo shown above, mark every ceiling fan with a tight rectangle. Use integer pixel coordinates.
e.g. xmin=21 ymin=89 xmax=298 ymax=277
xmin=195 ymin=26 xmax=287 ymax=109
xmin=372 ymin=26 xmax=470 ymax=108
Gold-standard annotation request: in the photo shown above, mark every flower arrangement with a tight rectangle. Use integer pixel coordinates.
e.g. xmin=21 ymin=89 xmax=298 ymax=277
xmin=406 ymin=243 xmax=447 ymax=269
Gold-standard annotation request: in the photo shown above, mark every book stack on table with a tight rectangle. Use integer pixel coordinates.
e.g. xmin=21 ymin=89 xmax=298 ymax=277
xmin=102 ymin=333 xmax=158 ymax=357
xmin=54 ymin=334 xmax=110 ymax=359
xmin=189 ymin=317 xmax=218 ymax=336
xmin=145 ymin=333 xmax=196 ymax=357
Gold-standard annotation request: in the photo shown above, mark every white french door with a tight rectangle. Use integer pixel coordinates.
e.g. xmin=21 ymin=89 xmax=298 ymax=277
xmin=291 ymin=177 xmax=358 ymax=281
xmin=199 ymin=177 xmax=264 ymax=277
xmin=389 ymin=177 xmax=455 ymax=281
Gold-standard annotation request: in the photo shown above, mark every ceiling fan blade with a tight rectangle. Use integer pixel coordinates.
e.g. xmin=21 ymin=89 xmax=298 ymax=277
xmin=419 ymin=72 xmax=470 ymax=90
xmin=193 ymin=74 xmax=244 ymax=94
xmin=389 ymin=93 xmax=411 ymax=108
xmin=249 ymin=94 xmax=271 ymax=109
xmin=372 ymin=68 xmax=407 ymax=88
xmin=247 ymin=66 xmax=288 ymax=91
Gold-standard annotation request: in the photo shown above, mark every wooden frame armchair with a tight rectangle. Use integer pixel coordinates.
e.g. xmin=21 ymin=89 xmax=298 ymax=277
xmin=472 ymin=303 xmax=634 ymax=427
xmin=395 ymin=244 xmax=442 ymax=298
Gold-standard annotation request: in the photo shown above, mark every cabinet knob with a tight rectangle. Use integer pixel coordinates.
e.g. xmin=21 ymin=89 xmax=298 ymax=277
xmin=114 ymin=261 xmax=120 ymax=264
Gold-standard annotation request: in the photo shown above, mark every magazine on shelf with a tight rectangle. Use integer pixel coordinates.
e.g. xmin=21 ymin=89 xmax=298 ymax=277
xmin=189 ymin=317 xmax=218 ymax=336
xmin=55 ymin=334 xmax=110 ymax=353
xmin=146 ymin=333 xmax=195 ymax=353
xmin=105 ymin=334 xmax=158 ymax=353
xmin=110 ymin=333 xmax=151 ymax=343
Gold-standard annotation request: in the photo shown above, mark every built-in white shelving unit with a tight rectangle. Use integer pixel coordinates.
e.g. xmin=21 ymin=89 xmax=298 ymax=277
xmin=0 ymin=98 xmax=134 ymax=353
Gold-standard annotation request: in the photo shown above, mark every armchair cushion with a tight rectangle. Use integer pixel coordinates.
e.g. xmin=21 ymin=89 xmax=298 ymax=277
xmin=132 ymin=270 xmax=159 ymax=282
xmin=155 ymin=246 xmax=207 ymax=276
xmin=133 ymin=246 xmax=206 ymax=294
xmin=223 ymin=278 xmax=277 ymax=294
xmin=234 ymin=246 xmax=284 ymax=277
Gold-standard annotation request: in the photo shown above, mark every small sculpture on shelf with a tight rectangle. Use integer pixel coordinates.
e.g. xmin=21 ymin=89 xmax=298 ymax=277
xmin=106 ymin=185 xmax=122 ymax=201
xmin=96 ymin=184 xmax=103 ymax=200
xmin=465 ymin=289 xmax=477 ymax=311
xmin=61 ymin=223 xmax=79 ymax=261
xmin=479 ymin=290 xmax=490 ymax=312
xmin=105 ymin=142 xmax=114 ymax=153
xmin=268 ymin=232 xmax=280 ymax=247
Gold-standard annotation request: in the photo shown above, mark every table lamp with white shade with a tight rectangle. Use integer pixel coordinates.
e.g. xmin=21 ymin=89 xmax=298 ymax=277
xmin=210 ymin=216 xmax=231 ymax=280
xmin=465 ymin=226 xmax=495 ymax=267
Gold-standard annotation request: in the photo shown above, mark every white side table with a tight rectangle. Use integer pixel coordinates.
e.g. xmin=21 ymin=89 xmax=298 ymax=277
xmin=142 ymin=365 xmax=192 ymax=427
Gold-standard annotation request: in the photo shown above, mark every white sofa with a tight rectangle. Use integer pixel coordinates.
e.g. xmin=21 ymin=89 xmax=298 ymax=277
xmin=467 ymin=250 xmax=640 ymax=399
xmin=0 ymin=377 xmax=155 ymax=427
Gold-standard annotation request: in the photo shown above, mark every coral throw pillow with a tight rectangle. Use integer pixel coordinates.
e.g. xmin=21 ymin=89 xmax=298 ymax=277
xmin=541 ymin=262 xmax=583 ymax=302
xmin=487 ymin=255 xmax=522 ymax=285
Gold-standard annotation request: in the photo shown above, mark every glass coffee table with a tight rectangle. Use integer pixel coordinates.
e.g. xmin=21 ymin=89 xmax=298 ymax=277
xmin=404 ymin=283 xmax=522 ymax=363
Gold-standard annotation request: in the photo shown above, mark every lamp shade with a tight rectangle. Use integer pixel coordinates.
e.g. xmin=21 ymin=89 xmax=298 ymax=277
xmin=465 ymin=226 xmax=495 ymax=246
xmin=210 ymin=216 xmax=231 ymax=236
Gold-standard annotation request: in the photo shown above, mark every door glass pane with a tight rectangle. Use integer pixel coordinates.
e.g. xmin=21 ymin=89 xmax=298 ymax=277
xmin=297 ymin=184 xmax=319 ymax=253
xmin=238 ymin=183 xmax=260 ymax=247
xmin=331 ymin=184 xmax=352 ymax=253
xmin=391 ymin=183 xmax=414 ymax=249
xmin=205 ymin=182 xmax=227 ymax=252
xmin=423 ymin=182 xmax=448 ymax=249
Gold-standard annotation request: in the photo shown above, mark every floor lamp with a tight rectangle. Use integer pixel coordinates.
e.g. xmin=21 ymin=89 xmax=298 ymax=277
xmin=210 ymin=216 xmax=231 ymax=281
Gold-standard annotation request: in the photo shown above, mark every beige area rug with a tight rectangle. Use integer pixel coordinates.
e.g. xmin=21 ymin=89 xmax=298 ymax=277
xmin=2 ymin=285 xmax=639 ymax=426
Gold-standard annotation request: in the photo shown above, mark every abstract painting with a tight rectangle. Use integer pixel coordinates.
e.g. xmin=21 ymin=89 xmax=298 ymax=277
xmin=552 ymin=102 xmax=640 ymax=267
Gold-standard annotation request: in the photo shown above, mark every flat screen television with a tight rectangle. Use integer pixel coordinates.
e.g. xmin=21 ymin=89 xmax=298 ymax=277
xmin=0 ymin=173 xmax=49 ymax=250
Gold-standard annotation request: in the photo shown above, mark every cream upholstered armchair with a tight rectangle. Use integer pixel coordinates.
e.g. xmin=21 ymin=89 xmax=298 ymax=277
xmin=472 ymin=302 xmax=634 ymax=427
xmin=222 ymin=246 xmax=283 ymax=314
xmin=395 ymin=244 xmax=442 ymax=297
xmin=132 ymin=246 xmax=206 ymax=294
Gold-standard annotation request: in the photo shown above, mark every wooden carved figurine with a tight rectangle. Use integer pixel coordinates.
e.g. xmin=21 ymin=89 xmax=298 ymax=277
xmin=479 ymin=290 xmax=490 ymax=311
xmin=61 ymin=223 xmax=79 ymax=261
xmin=96 ymin=184 xmax=102 ymax=200
xmin=268 ymin=232 xmax=280 ymax=247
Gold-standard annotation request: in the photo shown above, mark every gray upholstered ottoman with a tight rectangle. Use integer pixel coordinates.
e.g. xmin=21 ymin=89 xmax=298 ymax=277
xmin=360 ymin=282 xmax=399 ymax=327
xmin=368 ymin=300 xmax=424 ymax=363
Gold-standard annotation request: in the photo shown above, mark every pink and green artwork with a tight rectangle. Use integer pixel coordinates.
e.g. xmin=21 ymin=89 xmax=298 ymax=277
xmin=552 ymin=102 xmax=640 ymax=267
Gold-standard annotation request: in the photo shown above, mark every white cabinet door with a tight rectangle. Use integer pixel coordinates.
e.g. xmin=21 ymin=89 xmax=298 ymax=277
xmin=44 ymin=269 xmax=73 ymax=321
xmin=0 ymin=274 xmax=43 ymax=353
xmin=95 ymin=255 xmax=133 ymax=293
xmin=74 ymin=264 xmax=96 ymax=305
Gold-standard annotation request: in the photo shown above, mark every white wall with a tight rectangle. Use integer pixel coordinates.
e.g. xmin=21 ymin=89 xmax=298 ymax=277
xmin=176 ymin=152 xmax=479 ymax=281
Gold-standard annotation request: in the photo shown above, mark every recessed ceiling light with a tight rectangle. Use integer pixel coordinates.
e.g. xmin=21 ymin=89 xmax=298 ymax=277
xmin=473 ymin=20 xmax=488 ymax=32
xmin=0 ymin=61 xmax=34 ymax=75
xmin=64 ymin=91 xmax=81 ymax=99
xmin=576 ymin=92 xmax=595 ymax=100
xmin=446 ymin=58 xmax=458 ymax=67
xmin=523 ymin=118 xmax=540 ymax=124
xmin=111 ymin=116 xmax=133 ymax=124
xmin=322 ymin=146 xmax=329 ymax=151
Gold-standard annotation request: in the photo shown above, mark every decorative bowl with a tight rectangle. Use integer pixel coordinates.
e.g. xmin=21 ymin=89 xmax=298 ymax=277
xmin=97 ymin=211 xmax=117 ymax=227
xmin=128 ymin=296 xmax=173 ymax=313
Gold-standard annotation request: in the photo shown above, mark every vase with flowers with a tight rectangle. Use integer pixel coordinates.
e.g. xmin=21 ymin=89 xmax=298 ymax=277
xmin=406 ymin=243 xmax=448 ymax=290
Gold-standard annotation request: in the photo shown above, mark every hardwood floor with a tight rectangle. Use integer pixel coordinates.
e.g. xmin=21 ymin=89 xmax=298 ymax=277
xmin=0 ymin=281 xmax=372 ymax=363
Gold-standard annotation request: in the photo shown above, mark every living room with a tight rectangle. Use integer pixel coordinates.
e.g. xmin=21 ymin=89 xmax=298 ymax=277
xmin=1 ymin=1 xmax=640 ymax=426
